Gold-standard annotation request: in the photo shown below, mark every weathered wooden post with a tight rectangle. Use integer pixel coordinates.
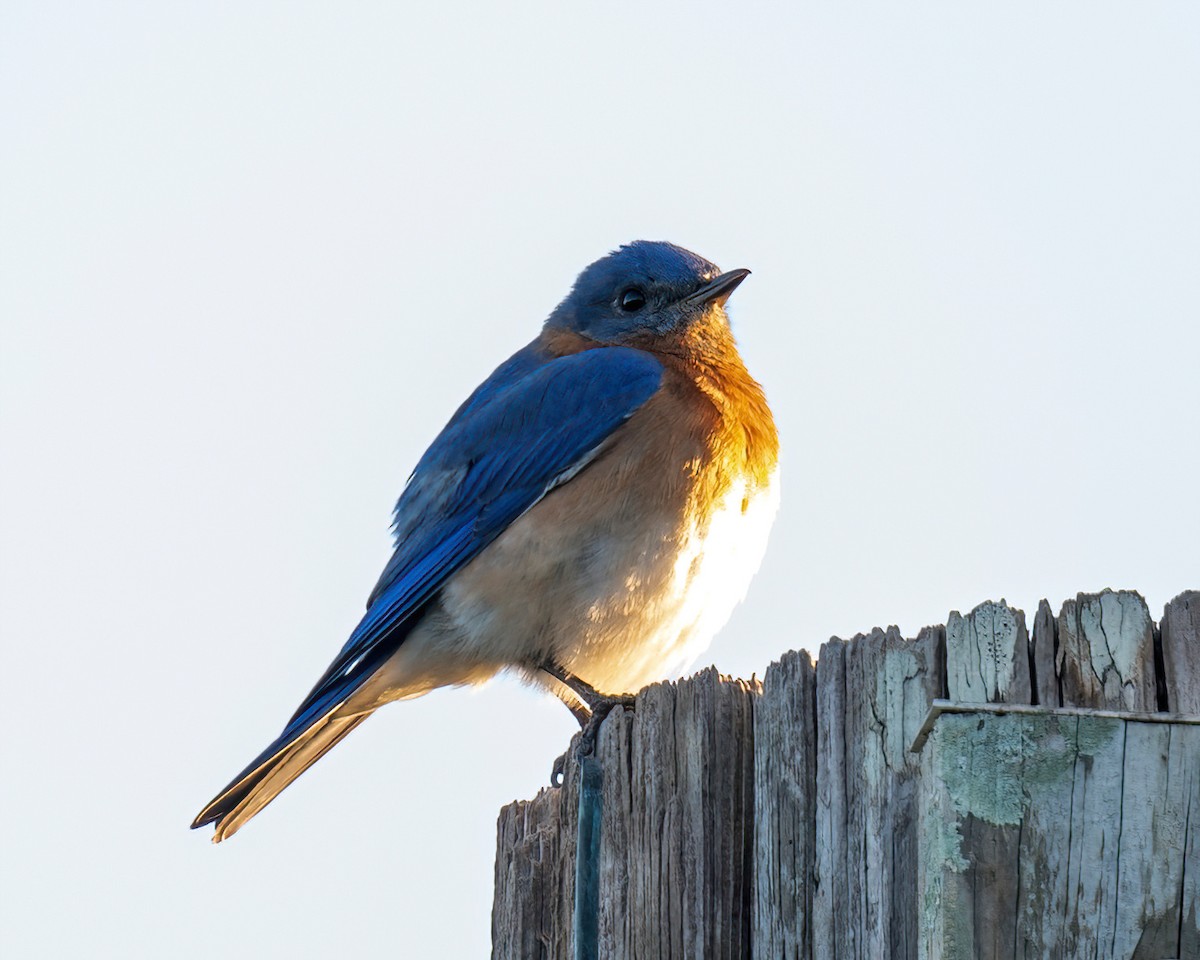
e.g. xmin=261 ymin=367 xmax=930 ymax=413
xmin=491 ymin=589 xmax=1200 ymax=959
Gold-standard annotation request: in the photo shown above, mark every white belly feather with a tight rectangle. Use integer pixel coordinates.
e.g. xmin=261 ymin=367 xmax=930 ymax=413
xmin=560 ymin=466 xmax=780 ymax=693
xmin=363 ymin=464 xmax=778 ymax=705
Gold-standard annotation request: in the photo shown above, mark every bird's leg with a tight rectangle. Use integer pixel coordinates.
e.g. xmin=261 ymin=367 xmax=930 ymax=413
xmin=542 ymin=663 xmax=594 ymax=728
xmin=541 ymin=662 xmax=601 ymax=724
xmin=542 ymin=662 xmax=636 ymax=787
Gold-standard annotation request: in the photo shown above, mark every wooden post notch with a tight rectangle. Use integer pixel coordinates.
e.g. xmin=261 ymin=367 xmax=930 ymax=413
xmin=491 ymin=589 xmax=1200 ymax=959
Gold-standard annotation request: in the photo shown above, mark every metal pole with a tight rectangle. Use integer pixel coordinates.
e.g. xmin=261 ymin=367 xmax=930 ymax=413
xmin=573 ymin=754 xmax=603 ymax=960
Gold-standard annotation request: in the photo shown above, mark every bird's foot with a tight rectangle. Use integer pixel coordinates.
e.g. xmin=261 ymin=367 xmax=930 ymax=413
xmin=549 ymin=693 xmax=636 ymax=787
xmin=577 ymin=693 xmax=635 ymax=756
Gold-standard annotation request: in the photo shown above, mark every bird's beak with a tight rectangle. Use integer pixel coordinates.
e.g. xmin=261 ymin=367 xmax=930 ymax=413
xmin=684 ymin=268 xmax=752 ymax=308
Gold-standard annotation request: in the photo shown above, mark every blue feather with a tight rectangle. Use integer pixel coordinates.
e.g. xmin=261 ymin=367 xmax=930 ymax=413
xmin=275 ymin=344 xmax=664 ymax=749
xmin=192 ymin=240 xmax=758 ymax=840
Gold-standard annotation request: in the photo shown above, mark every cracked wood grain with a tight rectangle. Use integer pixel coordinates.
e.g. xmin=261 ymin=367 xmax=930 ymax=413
xmin=814 ymin=625 xmax=944 ymax=960
xmin=752 ymin=649 xmax=817 ymax=959
xmin=494 ymin=588 xmax=1199 ymax=958
xmin=492 ymin=772 xmax=574 ymax=959
xmin=1056 ymin=590 xmax=1157 ymax=710
xmin=491 ymin=668 xmax=758 ymax=960
xmin=945 ymin=599 xmax=1032 ymax=704
xmin=1161 ymin=591 xmax=1200 ymax=713
xmin=1032 ymin=599 xmax=1061 ymax=707
xmin=917 ymin=710 xmax=1200 ymax=959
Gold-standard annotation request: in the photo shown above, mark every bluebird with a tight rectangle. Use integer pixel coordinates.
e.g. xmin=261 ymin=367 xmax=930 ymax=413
xmin=193 ymin=241 xmax=779 ymax=841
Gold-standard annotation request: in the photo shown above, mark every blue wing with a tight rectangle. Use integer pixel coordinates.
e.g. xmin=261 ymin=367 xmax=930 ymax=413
xmin=277 ymin=343 xmax=663 ymax=749
xmin=192 ymin=342 xmax=663 ymax=836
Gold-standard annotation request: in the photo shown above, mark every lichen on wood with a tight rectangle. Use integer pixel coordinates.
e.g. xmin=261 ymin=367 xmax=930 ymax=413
xmin=493 ymin=588 xmax=1200 ymax=958
xmin=918 ymin=709 xmax=1200 ymax=960
xmin=945 ymin=599 xmax=1031 ymax=704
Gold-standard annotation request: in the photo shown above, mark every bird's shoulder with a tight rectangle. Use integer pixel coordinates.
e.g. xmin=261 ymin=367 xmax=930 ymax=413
xmin=388 ymin=333 xmax=664 ymax=538
xmin=367 ymin=334 xmax=664 ymax=608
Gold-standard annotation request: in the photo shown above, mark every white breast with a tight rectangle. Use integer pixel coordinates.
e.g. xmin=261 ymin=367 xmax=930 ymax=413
xmin=564 ymin=466 xmax=781 ymax=692
xmin=385 ymin=462 xmax=779 ymax=704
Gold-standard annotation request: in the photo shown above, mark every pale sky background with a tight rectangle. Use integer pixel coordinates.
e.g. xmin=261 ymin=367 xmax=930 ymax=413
xmin=2 ymin=2 xmax=1198 ymax=956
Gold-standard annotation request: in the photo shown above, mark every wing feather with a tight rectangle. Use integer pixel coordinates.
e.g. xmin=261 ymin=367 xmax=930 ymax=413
xmin=278 ymin=344 xmax=663 ymax=747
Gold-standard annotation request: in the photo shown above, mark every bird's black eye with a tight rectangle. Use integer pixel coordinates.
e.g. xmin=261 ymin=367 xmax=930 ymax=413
xmin=619 ymin=288 xmax=646 ymax=312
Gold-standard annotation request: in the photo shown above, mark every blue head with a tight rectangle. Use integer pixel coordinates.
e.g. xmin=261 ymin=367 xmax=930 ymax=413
xmin=546 ymin=241 xmax=750 ymax=343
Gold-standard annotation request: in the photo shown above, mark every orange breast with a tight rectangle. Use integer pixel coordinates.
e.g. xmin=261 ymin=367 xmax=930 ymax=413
xmin=542 ymin=314 xmax=779 ymax=502
xmin=360 ymin=312 xmax=781 ymax=703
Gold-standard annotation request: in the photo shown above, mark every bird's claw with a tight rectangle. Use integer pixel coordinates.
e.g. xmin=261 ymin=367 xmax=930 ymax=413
xmin=548 ymin=693 xmax=636 ymax=787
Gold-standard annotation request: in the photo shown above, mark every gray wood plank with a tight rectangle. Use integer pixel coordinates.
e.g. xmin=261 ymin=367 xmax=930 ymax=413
xmin=494 ymin=588 xmax=1199 ymax=958
xmin=1161 ymin=590 xmax=1200 ymax=713
xmin=815 ymin=625 xmax=942 ymax=960
xmin=752 ymin=649 xmax=817 ymax=960
xmin=1112 ymin=721 xmax=1200 ymax=957
xmin=595 ymin=669 xmax=758 ymax=959
xmin=1056 ymin=590 xmax=1157 ymax=710
xmin=917 ymin=709 xmax=1200 ymax=959
xmin=492 ymin=669 xmax=759 ymax=959
xmin=1031 ymin=599 xmax=1060 ymax=707
xmin=492 ymin=778 xmax=574 ymax=959
xmin=813 ymin=638 xmax=848 ymax=960
xmin=945 ymin=599 xmax=1032 ymax=704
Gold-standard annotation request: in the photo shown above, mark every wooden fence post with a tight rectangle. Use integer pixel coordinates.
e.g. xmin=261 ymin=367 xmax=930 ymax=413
xmin=492 ymin=589 xmax=1200 ymax=959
